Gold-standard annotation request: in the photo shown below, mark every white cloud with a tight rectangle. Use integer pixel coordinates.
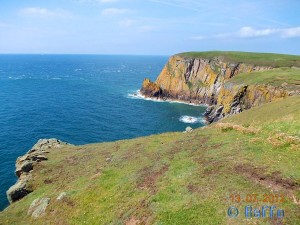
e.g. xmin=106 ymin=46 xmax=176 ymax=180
xmin=237 ymin=26 xmax=300 ymax=38
xmin=119 ymin=19 xmax=136 ymax=28
xmin=101 ymin=8 xmax=130 ymax=16
xmin=237 ymin=27 xmax=277 ymax=38
xmin=139 ymin=25 xmax=156 ymax=32
xmin=190 ymin=35 xmax=206 ymax=40
xmin=20 ymin=7 xmax=71 ymax=18
xmin=191 ymin=26 xmax=300 ymax=41
xmin=280 ymin=27 xmax=300 ymax=38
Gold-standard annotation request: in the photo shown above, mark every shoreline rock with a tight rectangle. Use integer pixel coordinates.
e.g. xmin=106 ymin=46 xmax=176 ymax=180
xmin=7 ymin=139 xmax=71 ymax=203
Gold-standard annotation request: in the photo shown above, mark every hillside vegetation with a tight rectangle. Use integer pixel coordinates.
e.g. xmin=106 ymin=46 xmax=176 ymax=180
xmin=228 ymin=67 xmax=300 ymax=90
xmin=177 ymin=51 xmax=300 ymax=67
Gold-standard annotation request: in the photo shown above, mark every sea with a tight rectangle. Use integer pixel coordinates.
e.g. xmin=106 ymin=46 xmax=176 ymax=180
xmin=0 ymin=55 xmax=206 ymax=210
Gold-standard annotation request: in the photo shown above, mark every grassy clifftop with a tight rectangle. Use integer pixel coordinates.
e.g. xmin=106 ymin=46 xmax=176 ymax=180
xmin=177 ymin=51 xmax=300 ymax=67
xmin=1 ymin=95 xmax=300 ymax=225
xmin=227 ymin=67 xmax=300 ymax=91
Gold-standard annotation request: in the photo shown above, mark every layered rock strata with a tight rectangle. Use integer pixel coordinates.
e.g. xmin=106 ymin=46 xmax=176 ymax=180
xmin=141 ymin=55 xmax=295 ymax=122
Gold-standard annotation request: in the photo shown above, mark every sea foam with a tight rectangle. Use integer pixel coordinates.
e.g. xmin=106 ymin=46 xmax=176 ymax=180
xmin=179 ymin=115 xmax=204 ymax=124
xmin=127 ymin=90 xmax=203 ymax=106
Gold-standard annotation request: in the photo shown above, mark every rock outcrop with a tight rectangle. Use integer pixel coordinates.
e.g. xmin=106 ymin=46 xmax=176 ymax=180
xmin=56 ymin=192 xmax=67 ymax=201
xmin=184 ymin=127 xmax=193 ymax=133
xmin=206 ymin=84 xmax=289 ymax=123
xmin=7 ymin=139 xmax=71 ymax=203
xmin=27 ymin=198 xmax=50 ymax=218
xmin=141 ymin=78 xmax=163 ymax=97
xmin=141 ymin=54 xmax=297 ymax=122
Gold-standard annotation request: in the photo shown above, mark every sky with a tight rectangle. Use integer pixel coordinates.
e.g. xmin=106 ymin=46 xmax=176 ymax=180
xmin=0 ymin=0 xmax=299 ymax=55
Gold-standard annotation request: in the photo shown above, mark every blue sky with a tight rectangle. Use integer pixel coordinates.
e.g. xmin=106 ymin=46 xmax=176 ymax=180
xmin=0 ymin=0 xmax=299 ymax=55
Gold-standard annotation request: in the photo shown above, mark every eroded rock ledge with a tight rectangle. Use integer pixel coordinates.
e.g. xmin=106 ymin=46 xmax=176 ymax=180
xmin=7 ymin=139 xmax=71 ymax=203
xmin=141 ymin=55 xmax=298 ymax=123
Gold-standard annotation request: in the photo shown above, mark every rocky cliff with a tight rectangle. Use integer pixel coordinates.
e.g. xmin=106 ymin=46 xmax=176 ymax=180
xmin=141 ymin=53 xmax=299 ymax=122
xmin=7 ymin=139 xmax=71 ymax=203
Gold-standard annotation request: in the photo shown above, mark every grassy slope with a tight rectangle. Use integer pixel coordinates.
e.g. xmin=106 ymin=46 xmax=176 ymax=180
xmin=0 ymin=96 xmax=300 ymax=225
xmin=177 ymin=51 xmax=300 ymax=67
xmin=227 ymin=67 xmax=300 ymax=91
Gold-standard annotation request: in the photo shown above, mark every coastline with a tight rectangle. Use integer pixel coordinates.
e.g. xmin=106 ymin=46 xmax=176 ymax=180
xmin=128 ymin=90 xmax=209 ymax=108
xmin=128 ymin=90 xmax=210 ymax=124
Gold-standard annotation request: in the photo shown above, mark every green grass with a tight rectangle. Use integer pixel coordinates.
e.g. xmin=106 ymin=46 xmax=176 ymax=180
xmin=1 ymin=96 xmax=300 ymax=224
xmin=177 ymin=51 xmax=300 ymax=67
xmin=226 ymin=67 xmax=300 ymax=90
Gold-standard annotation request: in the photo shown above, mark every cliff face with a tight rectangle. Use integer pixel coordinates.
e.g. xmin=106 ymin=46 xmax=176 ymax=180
xmin=205 ymin=84 xmax=289 ymax=123
xmin=141 ymin=55 xmax=294 ymax=122
xmin=7 ymin=139 xmax=70 ymax=203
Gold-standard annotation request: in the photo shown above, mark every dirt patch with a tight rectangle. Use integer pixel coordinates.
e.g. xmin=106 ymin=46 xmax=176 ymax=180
xmin=121 ymin=143 xmax=144 ymax=161
xmin=122 ymin=150 xmax=138 ymax=161
xmin=203 ymin=160 xmax=224 ymax=175
xmin=269 ymin=218 xmax=284 ymax=225
xmin=235 ymin=164 xmax=300 ymax=191
xmin=187 ymin=184 xmax=201 ymax=193
xmin=168 ymin=141 xmax=185 ymax=154
xmin=64 ymin=155 xmax=79 ymax=165
xmin=209 ymin=143 xmax=222 ymax=149
xmin=125 ymin=216 xmax=152 ymax=225
xmin=126 ymin=217 xmax=140 ymax=225
xmin=199 ymin=136 xmax=210 ymax=144
xmin=137 ymin=165 xmax=169 ymax=194
xmin=44 ymin=178 xmax=53 ymax=184
xmin=61 ymin=197 xmax=76 ymax=207
xmin=122 ymin=199 xmax=153 ymax=225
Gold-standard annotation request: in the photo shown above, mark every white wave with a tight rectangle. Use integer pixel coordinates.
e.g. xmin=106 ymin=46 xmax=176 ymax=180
xmin=179 ymin=115 xmax=204 ymax=124
xmin=127 ymin=90 xmax=205 ymax=106
xmin=127 ymin=90 xmax=165 ymax=103
xmin=8 ymin=76 xmax=23 ymax=80
xmin=51 ymin=77 xmax=62 ymax=80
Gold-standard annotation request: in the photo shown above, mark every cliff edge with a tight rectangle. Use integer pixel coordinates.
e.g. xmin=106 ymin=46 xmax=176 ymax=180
xmin=141 ymin=51 xmax=300 ymax=122
xmin=6 ymin=139 xmax=71 ymax=203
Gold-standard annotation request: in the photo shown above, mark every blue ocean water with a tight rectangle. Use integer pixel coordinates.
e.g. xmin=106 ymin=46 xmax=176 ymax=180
xmin=0 ymin=55 xmax=206 ymax=210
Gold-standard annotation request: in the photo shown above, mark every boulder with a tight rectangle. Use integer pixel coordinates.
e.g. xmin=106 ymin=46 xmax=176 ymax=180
xmin=56 ymin=192 xmax=67 ymax=201
xmin=31 ymin=155 xmax=48 ymax=162
xmin=185 ymin=127 xmax=193 ymax=132
xmin=16 ymin=161 xmax=33 ymax=177
xmin=27 ymin=198 xmax=50 ymax=218
xmin=6 ymin=174 xmax=32 ymax=203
